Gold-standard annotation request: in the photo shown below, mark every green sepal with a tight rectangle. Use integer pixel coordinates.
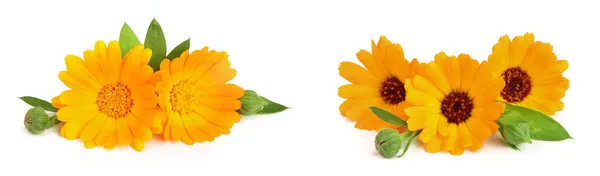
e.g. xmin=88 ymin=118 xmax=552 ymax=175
xmin=500 ymin=103 xmax=572 ymax=141
xmin=369 ymin=106 xmax=407 ymax=128
xmin=119 ymin=22 xmax=141 ymax=57
xmin=24 ymin=107 xmax=50 ymax=134
xmin=498 ymin=119 xmax=532 ymax=150
xmin=166 ymin=38 xmax=191 ymax=60
xmin=375 ymin=128 xmax=403 ymax=158
xmin=257 ymin=95 xmax=288 ymax=115
xmin=144 ymin=18 xmax=167 ymax=71
xmin=238 ymin=90 xmax=288 ymax=115
xmin=19 ymin=96 xmax=57 ymax=112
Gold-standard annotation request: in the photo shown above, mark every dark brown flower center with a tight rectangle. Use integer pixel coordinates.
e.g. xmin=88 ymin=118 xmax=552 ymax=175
xmin=379 ymin=76 xmax=406 ymax=105
xmin=441 ymin=91 xmax=474 ymax=124
xmin=501 ymin=67 xmax=532 ymax=103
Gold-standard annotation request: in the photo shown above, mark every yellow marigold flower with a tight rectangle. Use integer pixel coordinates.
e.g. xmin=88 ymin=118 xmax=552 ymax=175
xmin=404 ymin=52 xmax=505 ymax=155
xmin=488 ymin=33 xmax=569 ymax=115
xmin=55 ymin=41 xmax=163 ymax=151
xmin=338 ymin=36 xmax=421 ymax=131
xmin=154 ymin=47 xmax=244 ymax=145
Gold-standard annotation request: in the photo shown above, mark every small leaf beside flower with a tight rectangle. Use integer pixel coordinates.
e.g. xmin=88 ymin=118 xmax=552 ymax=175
xmin=145 ymin=18 xmax=167 ymax=71
xmin=19 ymin=96 xmax=57 ymax=112
xmin=119 ymin=22 xmax=141 ymax=57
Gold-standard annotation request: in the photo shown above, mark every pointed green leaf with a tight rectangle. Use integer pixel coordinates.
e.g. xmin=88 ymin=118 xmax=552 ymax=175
xmin=256 ymin=95 xmax=288 ymax=114
xmin=119 ymin=22 xmax=141 ymax=57
xmin=500 ymin=103 xmax=572 ymax=141
xmin=498 ymin=119 xmax=532 ymax=150
xmin=369 ymin=106 xmax=407 ymax=127
xmin=166 ymin=38 xmax=191 ymax=60
xmin=144 ymin=19 xmax=167 ymax=71
xmin=19 ymin=96 xmax=57 ymax=112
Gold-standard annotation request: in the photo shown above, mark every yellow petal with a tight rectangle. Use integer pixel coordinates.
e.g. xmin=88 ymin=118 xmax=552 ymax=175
xmin=125 ymin=114 xmax=152 ymax=141
xmin=169 ymin=112 xmax=185 ymax=141
xmin=192 ymin=105 xmax=239 ymax=129
xmin=181 ymin=113 xmax=210 ymax=142
xmin=84 ymin=50 xmax=109 ymax=85
xmin=356 ymin=49 xmax=386 ymax=80
xmin=95 ymin=117 xmax=116 ymax=146
xmin=338 ymin=61 xmax=378 ymax=86
xmin=338 ymin=84 xmax=379 ymax=99
xmin=129 ymin=65 xmax=154 ymax=86
xmin=442 ymin=124 xmax=458 ymax=151
xmin=58 ymin=89 xmax=97 ymax=106
xmin=437 ymin=117 xmax=449 ymax=137
xmin=189 ymin=50 xmax=227 ymax=82
xmin=56 ymin=104 xmax=98 ymax=122
xmin=189 ymin=112 xmax=223 ymax=139
xmin=80 ymin=114 xmax=108 ymax=142
xmin=487 ymin=35 xmax=510 ymax=77
xmin=130 ymin=138 xmax=144 ymax=152
xmin=107 ymin=41 xmax=123 ymax=80
xmin=508 ymin=33 xmax=534 ymax=67
xmin=65 ymin=55 xmax=102 ymax=90
xmin=418 ymin=115 xmax=438 ymax=143
xmin=116 ymin=117 xmax=133 ymax=146
xmin=163 ymin=119 xmax=172 ymax=140
xmin=197 ymin=98 xmax=241 ymax=111
xmin=425 ymin=60 xmax=451 ymax=94
xmin=425 ymin=134 xmax=442 ymax=153
xmin=170 ymin=57 xmax=185 ymax=83
xmin=457 ymin=123 xmax=473 ymax=148
xmin=195 ymin=60 xmax=236 ymax=87
xmin=458 ymin=54 xmax=479 ymax=90
xmin=84 ymin=141 xmax=96 ymax=149
xmin=60 ymin=122 xmax=85 ymax=140
xmin=196 ymin=84 xmax=245 ymax=98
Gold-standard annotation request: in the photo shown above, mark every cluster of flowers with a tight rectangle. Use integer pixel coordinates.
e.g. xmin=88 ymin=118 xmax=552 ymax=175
xmin=338 ymin=33 xmax=570 ymax=157
xmin=21 ymin=19 xmax=287 ymax=151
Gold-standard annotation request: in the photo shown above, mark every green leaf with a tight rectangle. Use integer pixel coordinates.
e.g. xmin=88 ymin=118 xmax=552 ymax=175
xmin=369 ymin=106 xmax=407 ymax=128
xmin=498 ymin=120 xmax=532 ymax=150
xmin=19 ymin=96 xmax=57 ymax=112
xmin=119 ymin=22 xmax=141 ymax=57
xmin=144 ymin=18 xmax=167 ymax=71
xmin=256 ymin=95 xmax=289 ymax=115
xmin=166 ymin=38 xmax=191 ymax=60
xmin=500 ymin=103 xmax=572 ymax=141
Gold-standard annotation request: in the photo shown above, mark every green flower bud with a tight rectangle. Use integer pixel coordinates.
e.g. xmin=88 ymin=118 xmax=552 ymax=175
xmin=238 ymin=90 xmax=269 ymax=115
xmin=499 ymin=120 xmax=532 ymax=150
xmin=375 ymin=128 xmax=403 ymax=158
xmin=24 ymin=107 xmax=50 ymax=134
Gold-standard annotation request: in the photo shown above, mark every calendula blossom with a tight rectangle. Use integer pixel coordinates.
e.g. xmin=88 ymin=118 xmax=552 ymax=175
xmin=488 ymin=33 xmax=569 ymax=116
xmin=54 ymin=41 xmax=164 ymax=151
xmin=404 ymin=52 xmax=505 ymax=155
xmin=154 ymin=47 xmax=244 ymax=144
xmin=338 ymin=36 xmax=421 ymax=131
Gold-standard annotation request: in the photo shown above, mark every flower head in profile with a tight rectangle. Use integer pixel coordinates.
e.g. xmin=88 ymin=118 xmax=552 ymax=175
xmin=338 ymin=36 xmax=421 ymax=131
xmin=487 ymin=33 xmax=569 ymax=115
xmin=154 ymin=47 xmax=244 ymax=144
xmin=404 ymin=53 xmax=505 ymax=155
xmin=55 ymin=41 xmax=163 ymax=151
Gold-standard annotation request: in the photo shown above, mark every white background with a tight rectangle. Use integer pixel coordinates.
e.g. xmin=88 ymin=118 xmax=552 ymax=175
xmin=0 ymin=0 xmax=598 ymax=175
